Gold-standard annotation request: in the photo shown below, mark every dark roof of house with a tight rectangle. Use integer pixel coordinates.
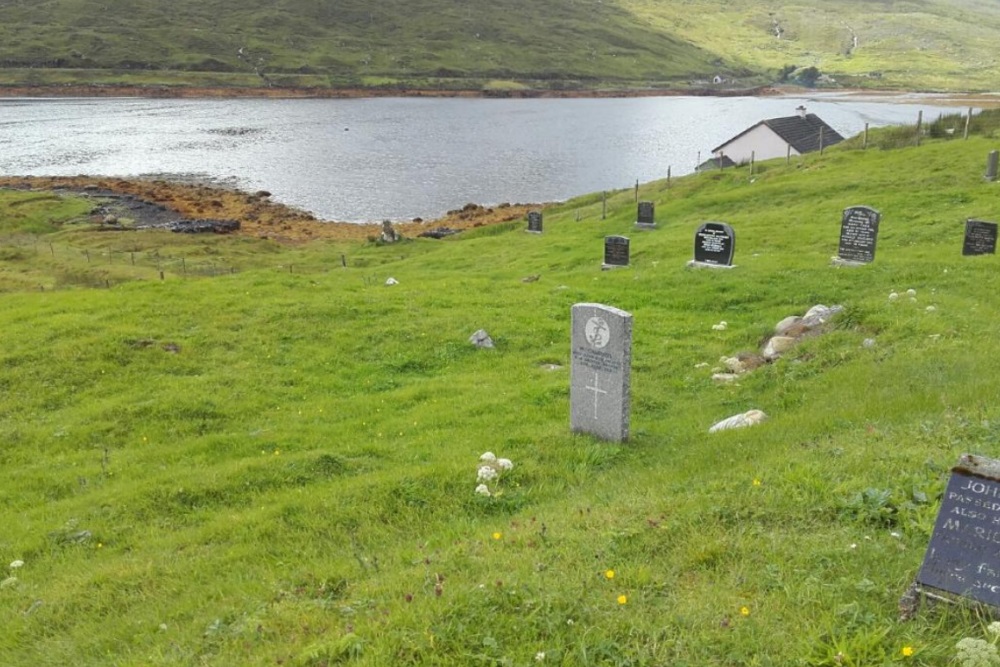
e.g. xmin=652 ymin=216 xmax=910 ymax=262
xmin=712 ymin=113 xmax=845 ymax=154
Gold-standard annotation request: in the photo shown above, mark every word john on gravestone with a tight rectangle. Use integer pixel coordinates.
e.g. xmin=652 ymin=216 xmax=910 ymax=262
xmin=527 ymin=210 xmax=543 ymax=234
xmin=837 ymin=205 xmax=881 ymax=264
xmin=570 ymin=303 xmax=632 ymax=442
xmin=692 ymin=221 xmax=736 ymax=267
xmin=603 ymin=235 xmax=630 ymax=268
xmin=963 ymin=219 xmax=998 ymax=256
xmin=636 ymin=201 xmax=656 ymax=228
xmin=917 ymin=455 xmax=1000 ymax=608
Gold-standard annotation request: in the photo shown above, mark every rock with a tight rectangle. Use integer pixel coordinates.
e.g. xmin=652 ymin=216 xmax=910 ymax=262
xmin=762 ymin=335 xmax=796 ymax=360
xmin=521 ymin=274 xmax=541 ymax=283
xmin=712 ymin=373 xmax=740 ymax=383
xmin=381 ymin=220 xmax=399 ymax=243
xmin=801 ymin=304 xmax=843 ymax=328
xmin=167 ymin=219 xmax=240 ymax=234
xmin=736 ymin=351 xmax=767 ymax=371
xmin=721 ymin=356 xmax=746 ymax=374
xmin=469 ymin=329 xmax=494 ymax=348
xmin=709 ymin=409 xmax=768 ymax=433
xmin=385 ymin=277 xmax=399 ymax=286
xmin=862 ymin=338 xmax=877 ymax=348
xmin=418 ymin=227 xmax=458 ymax=239
xmin=774 ymin=316 xmax=802 ymax=335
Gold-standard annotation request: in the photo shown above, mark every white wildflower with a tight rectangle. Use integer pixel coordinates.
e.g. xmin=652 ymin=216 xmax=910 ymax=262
xmin=849 ymin=543 xmax=858 ymax=550
xmin=497 ymin=458 xmax=514 ymax=471
xmin=479 ymin=452 xmax=497 ymax=462
xmin=385 ymin=277 xmax=399 ymax=285
xmin=0 ymin=576 xmax=17 ymax=589
xmin=926 ymin=305 xmax=937 ymax=312
xmin=9 ymin=560 xmax=24 ymax=569
xmin=535 ymin=651 xmax=546 ymax=662
xmin=477 ymin=466 xmax=498 ymax=482
xmin=956 ymin=637 xmax=998 ymax=667
xmin=988 ymin=621 xmax=1000 ymax=636
xmin=889 ymin=292 xmax=899 ymax=301
xmin=890 ymin=531 xmax=901 ymax=539
xmin=475 ymin=484 xmax=491 ymax=497
xmin=906 ymin=288 xmax=917 ymax=297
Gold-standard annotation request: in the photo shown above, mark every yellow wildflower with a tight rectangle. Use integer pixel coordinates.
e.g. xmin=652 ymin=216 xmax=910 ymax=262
xmin=617 ymin=595 xmax=627 ymax=605
xmin=605 ymin=569 xmax=615 ymax=580
xmin=740 ymin=606 xmax=750 ymax=616
xmin=901 ymin=646 xmax=914 ymax=657
xmin=492 ymin=532 xmax=502 ymax=540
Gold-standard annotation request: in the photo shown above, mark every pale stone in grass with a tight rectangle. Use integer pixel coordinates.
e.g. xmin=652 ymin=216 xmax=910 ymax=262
xmin=709 ymin=409 xmax=767 ymax=433
xmin=385 ymin=277 xmax=399 ymax=285
xmin=762 ymin=336 xmax=796 ymax=360
xmin=774 ymin=316 xmax=802 ymax=335
xmin=570 ymin=303 xmax=632 ymax=442
xmin=470 ymin=329 xmax=494 ymax=348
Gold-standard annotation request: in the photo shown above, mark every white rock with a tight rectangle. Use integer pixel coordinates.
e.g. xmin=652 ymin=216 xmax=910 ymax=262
xmin=801 ymin=304 xmax=843 ymax=328
xmin=469 ymin=329 xmax=494 ymax=348
xmin=774 ymin=316 xmax=802 ymax=335
xmin=709 ymin=409 xmax=768 ymax=433
xmin=385 ymin=277 xmax=399 ymax=285
xmin=762 ymin=336 xmax=796 ymax=360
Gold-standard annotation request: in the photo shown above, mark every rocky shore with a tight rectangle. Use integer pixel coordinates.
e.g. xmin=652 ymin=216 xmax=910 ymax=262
xmin=0 ymin=175 xmax=537 ymax=242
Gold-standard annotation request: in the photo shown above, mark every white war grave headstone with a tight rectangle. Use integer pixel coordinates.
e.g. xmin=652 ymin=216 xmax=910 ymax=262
xmin=570 ymin=303 xmax=632 ymax=442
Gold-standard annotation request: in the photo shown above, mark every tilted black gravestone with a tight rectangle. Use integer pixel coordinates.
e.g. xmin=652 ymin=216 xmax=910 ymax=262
xmin=692 ymin=221 xmax=736 ymax=267
xmin=963 ymin=219 xmax=998 ymax=256
xmin=916 ymin=455 xmax=1000 ymax=609
xmin=603 ymin=235 xmax=630 ymax=269
xmin=635 ymin=201 xmax=656 ymax=229
xmin=527 ymin=210 xmax=543 ymax=234
xmin=837 ymin=205 xmax=881 ymax=264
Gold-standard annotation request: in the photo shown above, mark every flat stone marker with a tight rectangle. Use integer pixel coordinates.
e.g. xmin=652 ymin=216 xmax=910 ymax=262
xmin=527 ymin=210 xmax=543 ymax=234
xmin=603 ymin=235 xmax=630 ymax=269
xmin=570 ymin=303 xmax=632 ymax=442
xmin=689 ymin=221 xmax=736 ymax=268
xmin=635 ymin=201 xmax=656 ymax=229
xmin=963 ymin=219 xmax=998 ymax=256
xmin=917 ymin=454 xmax=1000 ymax=608
xmin=836 ymin=205 xmax=881 ymax=264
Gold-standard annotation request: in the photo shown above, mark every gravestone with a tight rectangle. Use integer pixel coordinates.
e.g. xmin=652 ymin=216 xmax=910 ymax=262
xmin=570 ymin=303 xmax=632 ymax=442
xmin=526 ymin=210 xmax=543 ymax=234
xmin=381 ymin=220 xmax=399 ymax=243
xmin=836 ymin=205 xmax=881 ymax=264
xmin=603 ymin=235 xmax=630 ymax=269
xmin=916 ymin=454 xmax=1000 ymax=608
xmin=635 ymin=201 xmax=656 ymax=229
xmin=690 ymin=221 xmax=736 ymax=267
xmin=987 ymin=150 xmax=999 ymax=182
xmin=964 ymin=219 xmax=998 ymax=256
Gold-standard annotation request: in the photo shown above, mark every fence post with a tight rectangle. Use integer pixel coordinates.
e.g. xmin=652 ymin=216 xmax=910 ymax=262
xmin=965 ymin=107 xmax=973 ymax=140
xmin=863 ymin=123 xmax=869 ymax=150
xmin=916 ymin=110 xmax=923 ymax=146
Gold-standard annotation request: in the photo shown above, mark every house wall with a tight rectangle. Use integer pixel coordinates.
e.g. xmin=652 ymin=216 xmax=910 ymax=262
xmin=713 ymin=125 xmax=800 ymax=164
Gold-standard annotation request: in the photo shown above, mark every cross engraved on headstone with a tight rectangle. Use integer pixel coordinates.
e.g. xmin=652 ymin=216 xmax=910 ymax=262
xmin=584 ymin=372 xmax=607 ymax=419
xmin=570 ymin=303 xmax=632 ymax=442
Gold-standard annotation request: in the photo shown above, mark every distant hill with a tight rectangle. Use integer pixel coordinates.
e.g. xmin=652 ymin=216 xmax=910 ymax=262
xmin=1 ymin=0 xmax=998 ymax=91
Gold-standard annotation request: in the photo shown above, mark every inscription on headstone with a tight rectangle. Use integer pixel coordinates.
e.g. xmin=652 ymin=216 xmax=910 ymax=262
xmin=692 ymin=221 xmax=736 ymax=266
xmin=837 ymin=205 xmax=881 ymax=264
xmin=963 ymin=219 xmax=998 ymax=256
xmin=603 ymin=235 xmax=630 ymax=268
xmin=636 ymin=201 xmax=656 ymax=228
xmin=527 ymin=210 xmax=543 ymax=234
xmin=918 ymin=455 xmax=1000 ymax=608
xmin=570 ymin=303 xmax=632 ymax=442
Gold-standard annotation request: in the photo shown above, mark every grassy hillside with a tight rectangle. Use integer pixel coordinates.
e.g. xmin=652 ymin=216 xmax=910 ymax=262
xmin=1 ymin=0 xmax=999 ymax=91
xmin=5 ymin=119 xmax=1000 ymax=664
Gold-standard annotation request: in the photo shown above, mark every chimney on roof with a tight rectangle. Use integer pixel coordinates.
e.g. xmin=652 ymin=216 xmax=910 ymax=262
xmin=796 ymin=105 xmax=807 ymax=119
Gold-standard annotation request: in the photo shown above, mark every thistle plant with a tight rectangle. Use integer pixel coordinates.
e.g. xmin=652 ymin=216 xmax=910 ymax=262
xmin=475 ymin=451 xmax=514 ymax=498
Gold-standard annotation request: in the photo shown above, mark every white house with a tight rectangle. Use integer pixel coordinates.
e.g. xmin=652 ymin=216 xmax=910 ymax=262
xmin=698 ymin=106 xmax=845 ymax=170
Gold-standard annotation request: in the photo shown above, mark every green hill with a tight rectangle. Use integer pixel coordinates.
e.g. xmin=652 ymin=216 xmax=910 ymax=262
xmin=1 ymin=0 xmax=999 ymax=92
xmin=4 ymin=113 xmax=1000 ymax=664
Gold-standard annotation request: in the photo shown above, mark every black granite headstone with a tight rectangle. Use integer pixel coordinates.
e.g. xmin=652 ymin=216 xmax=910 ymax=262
xmin=527 ymin=210 xmax=543 ymax=234
xmin=963 ymin=219 xmax=997 ymax=256
xmin=837 ymin=205 xmax=881 ymax=264
xmin=693 ymin=222 xmax=736 ymax=266
xmin=636 ymin=201 xmax=655 ymax=228
xmin=918 ymin=455 xmax=1000 ymax=608
xmin=603 ymin=236 xmax=630 ymax=268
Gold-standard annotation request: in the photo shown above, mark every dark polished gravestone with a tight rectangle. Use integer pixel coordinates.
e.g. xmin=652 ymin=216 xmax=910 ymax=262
xmin=963 ymin=219 xmax=998 ymax=256
xmin=526 ymin=210 xmax=543 ymax=234
xmin=916 ymin=455 xmax=1000 ymax=609
xmin=570 ymin=303 xmax=632 ymax=442
xmin=603 ymin=235 xmax=630 ymax=269
xmin=689 ymin=221 xmax=736 ymax=268
xmin=835 ymin=205 xmax=881 ymax=265
xmin=635 ymin=201 xmax=656 ymax=229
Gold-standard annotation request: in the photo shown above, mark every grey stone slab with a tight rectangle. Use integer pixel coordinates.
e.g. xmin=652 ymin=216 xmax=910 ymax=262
xmin=570 ymin=303 xmax=632 ymax=442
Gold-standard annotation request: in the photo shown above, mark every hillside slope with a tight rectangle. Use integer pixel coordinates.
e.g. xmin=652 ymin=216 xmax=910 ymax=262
xmin=4 ymin=117 xmax=1000 ymax=663
xmin=1 ymin=0 xmax=999 ymax=91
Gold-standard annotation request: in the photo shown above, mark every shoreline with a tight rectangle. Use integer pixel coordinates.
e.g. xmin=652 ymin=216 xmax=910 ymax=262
xmin=0 ymin=175 xmax=538 ymax=243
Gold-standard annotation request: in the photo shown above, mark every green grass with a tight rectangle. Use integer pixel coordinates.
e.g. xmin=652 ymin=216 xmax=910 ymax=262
xmin=6 ymin=126 xmax=1000 ymax=664
xmin=2 ymin=0 xmax=1000 ymax=91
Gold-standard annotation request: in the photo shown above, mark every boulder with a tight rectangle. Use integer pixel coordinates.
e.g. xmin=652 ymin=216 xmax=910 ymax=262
xmin=762 ymin=335 xmax=796 ymax=360
xmin=774 ymin=315 xmax=802 ymax=335
xmin=469 ymin=329 xmax=494 ymax=349
xmin=709 ymin=409 xmax=768 ymax=433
